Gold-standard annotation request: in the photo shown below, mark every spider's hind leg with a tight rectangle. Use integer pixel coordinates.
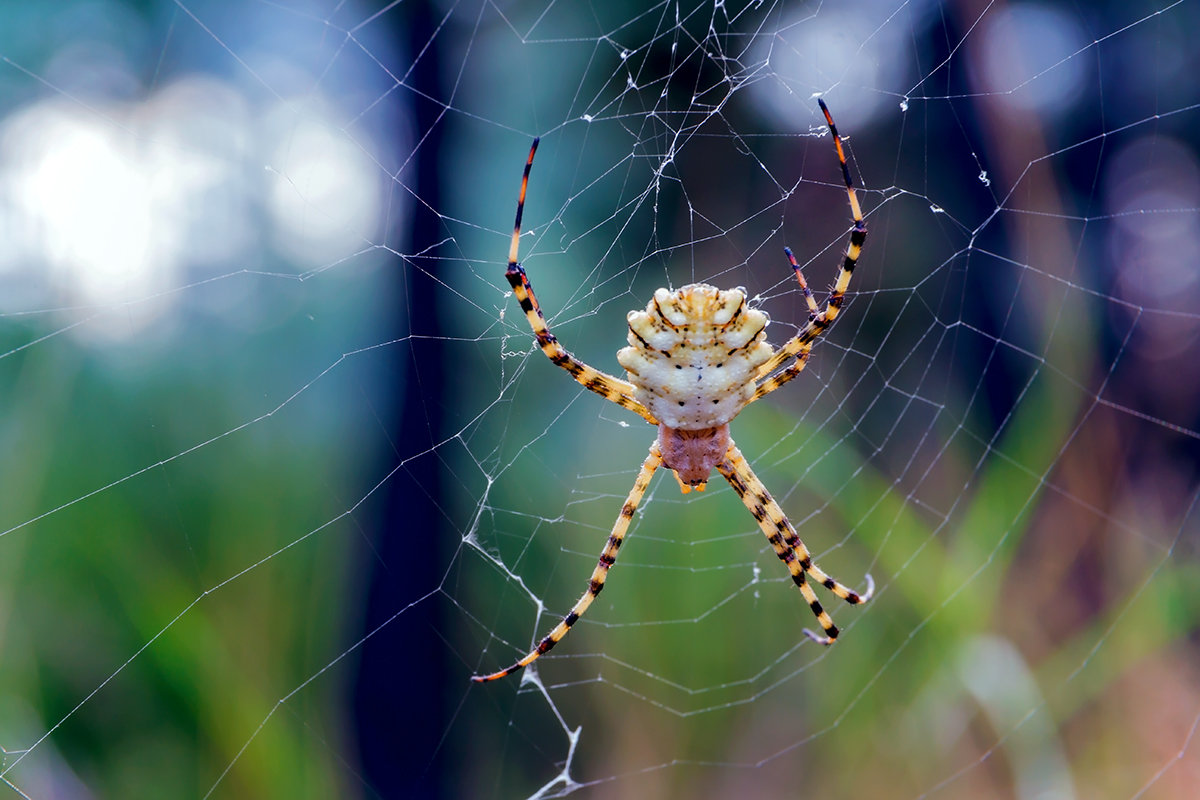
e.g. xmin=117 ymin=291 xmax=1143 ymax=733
xmin=503 ymin=138 xmax=658 ymax=425
xmin=752 ymin=100 xmax=867 ymax=402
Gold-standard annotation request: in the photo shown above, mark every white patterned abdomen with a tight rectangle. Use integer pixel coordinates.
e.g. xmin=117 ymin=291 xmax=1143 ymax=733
xmin=616 ymin=284 xmax=774 ymax=430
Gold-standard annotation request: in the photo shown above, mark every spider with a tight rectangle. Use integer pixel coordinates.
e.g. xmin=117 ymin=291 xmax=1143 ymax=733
xmin=473 ymin=100 xmax=873 ymax=683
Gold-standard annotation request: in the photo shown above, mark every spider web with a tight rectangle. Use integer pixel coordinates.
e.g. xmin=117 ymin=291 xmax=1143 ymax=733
xmin=1 ymin=0 xmax=1199 ymax=797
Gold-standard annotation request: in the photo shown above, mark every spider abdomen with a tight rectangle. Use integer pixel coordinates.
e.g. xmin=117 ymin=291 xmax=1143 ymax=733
xmin=616 ymin=284 xmax=773 ymax=429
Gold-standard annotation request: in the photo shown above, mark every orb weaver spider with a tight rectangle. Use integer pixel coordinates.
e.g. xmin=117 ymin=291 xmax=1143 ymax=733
xmin=474 ymin=100 xmax=873 ymax=683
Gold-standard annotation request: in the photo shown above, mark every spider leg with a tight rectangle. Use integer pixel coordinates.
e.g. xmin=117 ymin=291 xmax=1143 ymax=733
xmin=785 ymin=245 xmax=821 ymax=320
xmin=506 ymin=139 xmax=658 ymax=425
xmin=472 ymin=442 xmax=663 ymax=682
xmin=751 ymin=248 xmax=818 ymax=400
xmin=716 ymin=441 xmax=872 ymax=645
xmin=754 ymin=99 xmax=867 ymax=400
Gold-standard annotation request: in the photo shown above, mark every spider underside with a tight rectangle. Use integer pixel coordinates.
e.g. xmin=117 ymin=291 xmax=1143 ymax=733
xmin=474 ymin=100 xmax=873 ymax=683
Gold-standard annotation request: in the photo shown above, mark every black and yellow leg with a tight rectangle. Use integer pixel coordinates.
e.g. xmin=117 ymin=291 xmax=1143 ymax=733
xmin=472 ymin=443 xmax=664 ymax=682
xmin=505 ymin=138 xmax=658 ymax=425
xmin=785 ymin=245 xmax=820 ymax=320
xmin=716 ymin=442 xmax=872 ymax=645
xmin=754 ymin=99 xmax=867 ymax=400
xmin=751 ymin=246 xmax=820 ymax=400
xmin=818 ymin=98 xmax=867 ymax=326
xmin=751 ymin=342 xmax=812 ymax=400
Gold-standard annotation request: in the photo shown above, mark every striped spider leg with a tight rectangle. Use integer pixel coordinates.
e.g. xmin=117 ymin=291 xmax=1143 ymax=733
xmin=717 ymin=444 xmax=874 ymax=644
xmin=752 ymin=98 xmax=868 ymax=402
xmin=474 ymin=101 xmax=872 ymax=683
xmin=473 ymin=444 xmax=663 ymax=683
xmin=502 ymin=138 xmax=658 ymax=426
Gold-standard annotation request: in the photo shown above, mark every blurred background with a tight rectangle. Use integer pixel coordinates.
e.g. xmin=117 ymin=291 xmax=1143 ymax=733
xmin=1 ymin=0 xmax=1198 ymax=798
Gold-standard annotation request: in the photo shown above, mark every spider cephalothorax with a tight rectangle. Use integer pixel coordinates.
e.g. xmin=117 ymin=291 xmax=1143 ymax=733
xmin=474 ymin=100 xmax=873 ymax=683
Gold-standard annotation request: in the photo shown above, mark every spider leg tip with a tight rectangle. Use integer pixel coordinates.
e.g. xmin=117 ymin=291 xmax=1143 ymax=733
xmin=471 ymin=666 xmax=516 ymax=683
xmin=802 ymin=628 xmax=836 ymax=646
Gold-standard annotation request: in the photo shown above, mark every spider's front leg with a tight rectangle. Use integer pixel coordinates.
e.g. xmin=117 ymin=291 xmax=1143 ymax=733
xmin=472 ymin=442 xmax=663 ymax=682
xmin=505 ymin=138 xmax=657 ymax=425
xmin=716 ymin=441 xmax=873 ymax=645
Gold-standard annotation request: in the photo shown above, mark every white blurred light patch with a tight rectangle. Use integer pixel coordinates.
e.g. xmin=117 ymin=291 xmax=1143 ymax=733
xmin=0 ymin=78 xmax=381 ymax=339
xmin=749 ymin=0 xmax=938 ymax=132
xmin=1105 ymin=134 xmax=1200 ymax=359
xmin=974 ymin=3 xmax=1090 ymax=117
xmin=265 ymin=106 xmax=379 ymax=267
xmin=1 ymin=101 xmax=168 ymax=316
